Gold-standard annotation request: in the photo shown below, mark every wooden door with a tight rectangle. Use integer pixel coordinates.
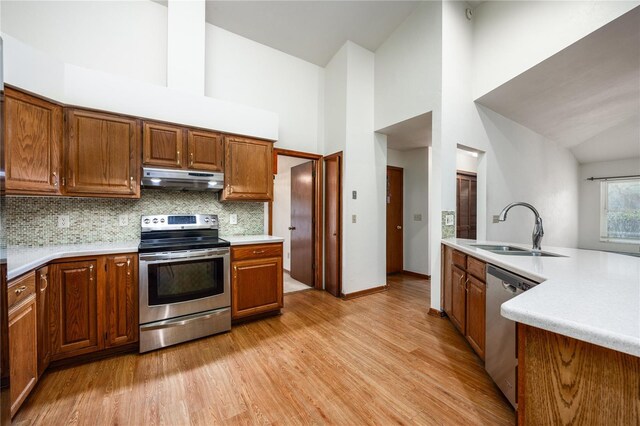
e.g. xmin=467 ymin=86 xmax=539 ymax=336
xmin=143 ymin=121 xmax=185 ymax=168
xmin=65 ymin=109 xmax=141 ymax=198
xmin=8 ymin=295 xmax=37 ymax=417
xmin=466 ymin=275 xmax=486 ymax=360
xmin=36 ymin=266 xmax=51 ymax=377
xmin=456 ymin=172 xmax=477 ymax=239
xmin=222 ymin=136 xmax=273 ymax=201
xmin=324 ymin=153 xmax=342 ymax=297
xmin=187 ymin=129 xmax=224 ymax=171
xmin=50 ymin=260 xmax=101 ymax=359
xmin=442 ymin=245 xmax=453 ymax=316
xmin=4 ymin=87 xmax=63 ymax=195
xmin=105 ymin=255 xmax=138 ymax=348
xmin=450 ymin=265 xmax=466 ymax=334
xmin=386 ymin=167 xmax=403 ymax=274
xmin=232 ymin=257 xmax=283 ymax=319
xmin=290 ymin=161 xmax=314 ymax=286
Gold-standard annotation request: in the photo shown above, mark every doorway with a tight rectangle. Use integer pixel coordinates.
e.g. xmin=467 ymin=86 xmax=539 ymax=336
xmin=324 ymin=152 xmax=342 ymax=297
xmin=269 ymin=148 xmax=323 ymax=292
xmin=386 ymin=166 xmax=403 ymax=274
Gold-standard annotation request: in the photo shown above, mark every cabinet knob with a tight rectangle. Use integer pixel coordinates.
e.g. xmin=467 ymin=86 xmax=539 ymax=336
xmin=14 ymin=285 xmax=27 ymax=295
xmin=396 ymin=225 xmax=402 ymax=230
xmin=253 ymin=250 xmax=266 ymax=255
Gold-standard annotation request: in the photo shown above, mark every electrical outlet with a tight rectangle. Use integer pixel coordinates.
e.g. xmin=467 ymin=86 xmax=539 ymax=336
xmin=352 ymin=214 xmax=357 ymax=224
xmin=229 ymin=214 xmax=238 ymax=225
xmin=414 ymin=214 xmax=422 ymax=222
xmin=58 ymin=215 xmax=70 ymax=229
xmin=118 ymin=214 xmax=128 ymax=226
xmin=352 ymin=190 xmax=357 ymax=200
xmin=445 ymin=214 xmax=454 ymax=226
xmin=493 ymin=215 xmax=500 ymax=223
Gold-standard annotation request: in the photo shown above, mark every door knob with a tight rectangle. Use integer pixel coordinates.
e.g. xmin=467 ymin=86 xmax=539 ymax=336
xmin=288 ymin=226 xmax=296 ymax=230
xmin=397 ymin=225 xmax=402 ymax=230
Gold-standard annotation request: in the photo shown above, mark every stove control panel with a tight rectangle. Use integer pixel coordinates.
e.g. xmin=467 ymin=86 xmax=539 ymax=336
xmin=141 ymin=214 xmax=218 ymax=231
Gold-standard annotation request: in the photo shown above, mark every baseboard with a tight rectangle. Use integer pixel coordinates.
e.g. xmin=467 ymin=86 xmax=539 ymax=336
xmin=49 ymin=342 xmax=138 ymax=371
xmin=341 ymin=285 xmax=389 ymax=300
xmin=402 ymin=270 xmax=431 ymax=280
xmin=428 ymin=308 xmax=446 ymax=318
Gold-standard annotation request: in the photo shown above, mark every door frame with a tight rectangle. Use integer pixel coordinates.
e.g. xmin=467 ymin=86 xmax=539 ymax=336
xmin=323 ymin=151 xmax=343 ymax=297
xmin=386 ymin=166 xmax=404 ymax=274
xmin=456 ymin=170 xmax=477 ymax=239
xmin=268 ymin=148 xmax=323 ymax=290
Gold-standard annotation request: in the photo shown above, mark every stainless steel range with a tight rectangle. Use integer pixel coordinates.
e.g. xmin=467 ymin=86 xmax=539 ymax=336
xmin=138 ymin=214 xmax=231 ymax=353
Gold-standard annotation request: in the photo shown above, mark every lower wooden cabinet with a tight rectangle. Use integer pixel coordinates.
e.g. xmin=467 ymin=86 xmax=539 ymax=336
xmin=7 ymin=272 xmax=38 ymax=417
xmin=441 ymin=244 xmax=486 ymax=360
xmin=36 ymin=266 xmax=51 ymax=377
xmin=105 ymin=255 xmax=138 ymax=348
xmin=231 ymin=243 xmax=283 ymax=320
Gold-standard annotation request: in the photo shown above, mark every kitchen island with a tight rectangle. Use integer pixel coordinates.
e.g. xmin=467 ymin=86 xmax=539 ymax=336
xmin=441 ymin=238 xmax=640 ymax=425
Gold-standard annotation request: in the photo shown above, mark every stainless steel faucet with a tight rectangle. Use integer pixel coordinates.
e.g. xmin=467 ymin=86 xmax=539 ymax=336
xmin=497 ymin=202 xmax=544 ymax=251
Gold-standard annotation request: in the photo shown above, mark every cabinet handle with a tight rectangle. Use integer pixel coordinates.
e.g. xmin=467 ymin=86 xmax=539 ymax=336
xmin=89 ymin=264 xmax=94 ymax=281
xmin=130 ymin=176 xmax=134 ymax=191
xmin=177 ymin=150 xmax=181 ymax=165
xmin=253 ymin=250 xmax=266 ymax=255
xmin=14 ymin=285 xmax=27 ymax=295
xmin=190 ymin=152 xmax=194 ymax=166
xmin=53 ymin=172 xmax=59 ymax=187
xmin=127 ymin=258 xmax=131 ymax=275
xmin=40 ymin=274 xmax=48 ymax=291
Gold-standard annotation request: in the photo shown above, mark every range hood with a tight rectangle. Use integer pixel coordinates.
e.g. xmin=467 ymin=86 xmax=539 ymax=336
xmin=141 ymin=167 xmax=224 ymax=191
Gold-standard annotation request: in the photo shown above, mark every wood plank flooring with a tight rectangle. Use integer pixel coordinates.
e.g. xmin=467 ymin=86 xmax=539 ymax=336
xmin=14 ymin=274 xmax=514 ymax=425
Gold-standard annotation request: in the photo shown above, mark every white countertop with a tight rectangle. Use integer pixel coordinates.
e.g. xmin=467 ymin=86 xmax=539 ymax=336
xmin=221 ymin=235 xmax=284 ymax=246
xmin=7 ymin=241 xmax=140 ymax=281
xmin=442 ymin=238 xmax=640 ymax=357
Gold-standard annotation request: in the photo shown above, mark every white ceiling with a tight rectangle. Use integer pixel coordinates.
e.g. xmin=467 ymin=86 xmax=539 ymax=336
xmin=378 ymin=112 xmax=432 ymax=151
xmin=476 ymin=6 xmax=640 ymax=164
xmin=204 ymin=1 xmax=420 ymax=66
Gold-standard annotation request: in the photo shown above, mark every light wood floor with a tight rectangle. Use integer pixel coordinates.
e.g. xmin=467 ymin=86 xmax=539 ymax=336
xmin=14 ymin=274 xmax=514 ymax=425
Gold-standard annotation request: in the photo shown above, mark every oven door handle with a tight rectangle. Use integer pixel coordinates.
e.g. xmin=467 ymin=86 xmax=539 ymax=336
xmin=141 ymin=309 xmax=228 ymax=331
xmin=140 ymin=249 xmax=229 ymax=263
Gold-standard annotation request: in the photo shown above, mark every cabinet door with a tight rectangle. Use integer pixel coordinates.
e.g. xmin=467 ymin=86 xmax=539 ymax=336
xmin=143 ymin=121 xmax=185 ymax=168
xmin=65 ymin=109 xmax=140 ymax=198
xmin=8 ymin=295 xmax=37 ymax=417
xmin=4 ymin=87 xmax=62 ymax=195
xmin=187 ymin=129 xmax=223 ymax=171
xmin=442 ymin=245 xmax=453 ymax=316
xmin=222 ymin=136 xmax=273 ymax=201
xmin=466 ymin=275 xmax=486 ymax=360
xmin=232 ymin=257 xmax=283 ymax=319
xmin=50 ymin=260 xmax=101 ymax=359
xmin=36 ymin=266 xmax=51 ymax=377
xmin=105 ymin=254 xmax=138 ymax=348
xmin=450 ymin=265 xmax=466 ymax=334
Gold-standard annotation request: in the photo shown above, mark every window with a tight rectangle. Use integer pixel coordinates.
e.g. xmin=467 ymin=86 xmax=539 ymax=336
xmin=600 ymin=179 xmax=640 ymax=243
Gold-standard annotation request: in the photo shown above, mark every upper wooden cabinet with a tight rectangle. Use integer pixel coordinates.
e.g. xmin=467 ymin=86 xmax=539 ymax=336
xmin=4 ymin=87 xmax=63 ymax=195
xmin=64 ymin=109 xmax=141 ymax=198
xmin=222 ymin=136 xmax=273 ymax=201
xmin=143 ymin=121 xmax=224 ymax=172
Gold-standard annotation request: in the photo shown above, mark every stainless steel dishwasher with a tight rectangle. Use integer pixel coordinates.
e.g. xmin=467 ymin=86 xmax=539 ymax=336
xmin=485 ymin=265 xmax=538 ymax=409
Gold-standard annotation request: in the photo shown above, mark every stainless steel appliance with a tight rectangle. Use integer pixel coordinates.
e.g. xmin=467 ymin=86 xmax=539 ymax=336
xmin=138 ymin=214 xmax=231 ymax=353
xmin=485 ymin=265 xmax=538 ymax=408
xmin=141 ymin=167 xmax=224 ymax=191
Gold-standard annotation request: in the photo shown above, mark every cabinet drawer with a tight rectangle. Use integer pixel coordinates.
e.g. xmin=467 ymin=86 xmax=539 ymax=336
xmin=452 ymin=250 xmax=467 ymax=269
xmin=232 ymin=243 xmax=282 ymax=261
xmin=467 ymin=256 xmax=486 ymax=281
xmin=8 ymin=272 xmax=36 ymax=312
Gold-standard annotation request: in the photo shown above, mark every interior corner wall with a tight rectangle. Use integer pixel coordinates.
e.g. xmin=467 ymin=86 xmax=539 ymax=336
xmin=472 ymin=0 xmax=640 ymax=99
xmin=374 ymin=1 xmax=442 ymax=131
xmin=0 ymin=0 xmax=168 ymax=86
xmin=205 ymin=24 xmax=325 ymax=154
xmin=578 ymin=158 xmax=640 ymax=253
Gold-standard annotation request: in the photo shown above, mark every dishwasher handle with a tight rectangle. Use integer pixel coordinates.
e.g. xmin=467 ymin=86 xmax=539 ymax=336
xmin=487 ymin=264 xmax=538 ymax=292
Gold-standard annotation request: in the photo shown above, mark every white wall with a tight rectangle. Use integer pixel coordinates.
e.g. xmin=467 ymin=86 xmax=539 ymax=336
xmin=578 ymin=158 xmax=640 ymax=253
xmin=323 ymin=44 xmax=349 ymax=156
xmin=388 ymin=148 xmax=430 ymax=275
xmin=456 ymin=149 xmax=478 ymax=174
xmin=374 ymin=1 xmax=442 ymax=131
xmin=205 ymin=24 xmax=325 ymax=153
xmin=473 ymin=1 xmax=640 ymax=99
xmin=273 ymin=156 xmax=311 ymax=270
xmin=167 ymin=0 xmax=205 ymax=94
xmin=1 ymin=0 xmax=168 ymax=86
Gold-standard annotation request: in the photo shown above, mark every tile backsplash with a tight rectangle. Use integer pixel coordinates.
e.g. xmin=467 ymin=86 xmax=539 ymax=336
xmin=7 ymin=190 xmax=264 ymax=247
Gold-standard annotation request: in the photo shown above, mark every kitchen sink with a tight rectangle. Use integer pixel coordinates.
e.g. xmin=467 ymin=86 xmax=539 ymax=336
xmin=471 ymin=244 xmax=566 ymax=258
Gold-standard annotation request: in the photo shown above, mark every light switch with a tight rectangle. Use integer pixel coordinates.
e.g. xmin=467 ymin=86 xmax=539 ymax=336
xmin=414 ymin=214 xmax=422 ymax=222
xmin=352 ymin=214 xmax=357 ymax=224
xmin=229 ymin=214 xmax=238 ymax=225
xmin=445 ymin=214 xmax=454 ymax=226
xmin=352 ymin=191 xmax=357 ymax=200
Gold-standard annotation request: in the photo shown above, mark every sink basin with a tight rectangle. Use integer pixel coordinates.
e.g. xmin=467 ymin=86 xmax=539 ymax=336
xmin=471 ymin=244 xmax=566 ymax=258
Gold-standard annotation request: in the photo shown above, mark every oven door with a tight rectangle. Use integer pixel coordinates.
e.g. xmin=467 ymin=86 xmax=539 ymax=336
xmin=139 ymin=248 xmax=230 ymax=324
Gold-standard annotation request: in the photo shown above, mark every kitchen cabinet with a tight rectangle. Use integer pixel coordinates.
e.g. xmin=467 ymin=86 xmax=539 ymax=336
xmin=105 ymin=254 xmax=138 ymax=348
xmin=36 ymin=266 xmax=51 ymax=377
xmin=441 ymin=245 xmax=486 ymax=360
xmin=4 ymin=86 xmax=63 ymax=195
xmin=221 ymin=136 xmax=274 ymax=201
xmin=7 ymin=272 xmax=38 ymax=417
xmin=49 ymin=260 xmax=101 ymax=360
xmin=65 ymin=109 xmax=141 ymax=198
xmin=231 ymin=243 xmax=283 ymax=319
xmin=143 ymin=122 xmax=224 ymax=172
